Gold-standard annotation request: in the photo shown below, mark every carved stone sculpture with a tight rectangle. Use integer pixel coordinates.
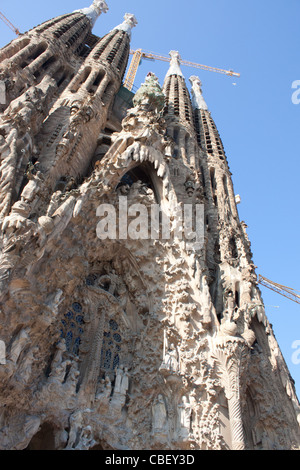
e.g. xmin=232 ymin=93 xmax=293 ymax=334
xmin=0 ymin=2 xmax=298 ymax=452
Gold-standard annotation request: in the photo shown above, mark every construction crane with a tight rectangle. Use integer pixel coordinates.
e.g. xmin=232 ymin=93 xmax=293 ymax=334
xmin=0 ymin=11 xmax=20 ymax=36
xmin=258 ymin=275 xmax=300 ymax=305
xmin=124 ymin=48 xmax=240 ymax=91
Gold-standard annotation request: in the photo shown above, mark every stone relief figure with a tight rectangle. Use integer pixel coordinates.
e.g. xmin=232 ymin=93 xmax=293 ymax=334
xmin=66 ymin=410 xmax=83 ymax=450
xmin=98 ymin=270 xmax=119 ymax=295
xmin=160 ymin=342 xmax=179 ymax=373
xmin=178 ymin=396 xmax=192 ymax=438
xmin=111 ymin=366 xmax=129 ymax=409
xmin=65 ymin=360 xmax=80 ymax=396
xmin=0 ymin=341 xmax=6 ymax=365
xmin=48 ymin=340 xmax=71 ymax=385
xmin=225 ymin=290 xmax=236 ymax=320
xmin=151 ymin=394 xmax=168 ymax=435
xmin=114 ymin=365 xmax=124 ymax=394
xmin=74 ymin=425 xmax=96 ymax=450
xmin=51 ymin=339 xmax=66 ymax=371
xmin=16 ymin=346 xmax=38 ymax=384
xmin=96 ymin=375 xmax=112 ymax=405
xmin=120 ymin=367 xmax=129 ymax=396
xmin=220 ymin=290 xmax=239 ymax=337
xmin=97 ymin=264 xmax=127 ymax=300
xmin=49 ymin=359 xmax=71 ymax=385
xmin=9 ymin=328 xmax=30 ymax=364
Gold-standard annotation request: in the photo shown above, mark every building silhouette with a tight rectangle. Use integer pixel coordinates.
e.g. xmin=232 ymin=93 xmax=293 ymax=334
xmin=0 ymin=1 xmax=299 ymax=450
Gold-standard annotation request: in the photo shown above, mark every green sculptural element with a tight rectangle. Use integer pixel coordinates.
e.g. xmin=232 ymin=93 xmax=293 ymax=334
xmin=133 ymin=72 xmax=165 ymax=113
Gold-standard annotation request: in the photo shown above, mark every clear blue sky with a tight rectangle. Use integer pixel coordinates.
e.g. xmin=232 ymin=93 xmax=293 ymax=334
xmin=1 ymin=0 xmax=300 ymax=395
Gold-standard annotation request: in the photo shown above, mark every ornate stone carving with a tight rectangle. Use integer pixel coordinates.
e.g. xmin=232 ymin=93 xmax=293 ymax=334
xmin=212 ymin=336 xmax=250 ymax=450
xmin=0 ymin=4 xmax=298 ymax=452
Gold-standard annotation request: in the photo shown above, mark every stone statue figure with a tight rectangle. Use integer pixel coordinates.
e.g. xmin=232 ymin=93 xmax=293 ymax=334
xmin=178 ymin=396 xmax=192 ymax=438
xmin=17 ymin=346 xmax=38 ymax=383
xmin=162 ymin=343 xmax=179 ymax=372
xmin=189 ymin=76 xmax=209 ymax=111
xmin=96 ymin=375 xmax=111 ymax=403
xmin=51 ymin=339 xmax=66 ymax=371
xmin=74 ymin=425 xmax=96 ymax=450
xmin=151 ymin=394 xmax=168 ymax=435
xmin=66 ymin=410 xmax=83 ymax=449
xmin=114 ymin=365 xmax=124 ymax=394
xmin=111 ymin=366 xmax=129 ymax=411
xmin=225 ymin=290 xmax=236 ymax=320
xmin=98 ymin=268 xmax=119 ymax=296
xmin=120 ymin=367 xmax=129 ymax=395
xmin=9 ymin=328 xmax=29 ymax=364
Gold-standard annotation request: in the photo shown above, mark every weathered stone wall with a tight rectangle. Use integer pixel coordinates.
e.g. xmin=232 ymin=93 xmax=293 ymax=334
xmin=0 ymin=6 xmax=298 ymax=451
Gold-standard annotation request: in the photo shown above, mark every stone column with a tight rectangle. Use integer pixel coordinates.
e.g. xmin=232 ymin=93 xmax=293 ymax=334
xmin=213 ymin=334 xmax=249 ymax=450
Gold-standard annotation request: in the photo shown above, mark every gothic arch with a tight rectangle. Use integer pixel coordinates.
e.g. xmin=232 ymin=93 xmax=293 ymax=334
xmin=116 ymin=160 xmax=165 ymax=205
xmin=59 ymin=248 xmax=152 ymax=400
xmin=242 ymin=386 xmax=260 ymax=449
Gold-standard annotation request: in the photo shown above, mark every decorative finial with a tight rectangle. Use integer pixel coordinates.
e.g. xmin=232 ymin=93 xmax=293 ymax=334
xmin=165 ymin=51 xmax=184 ymax=78
xmin=132 ymin=72 xmax=165 ymax=112
xmin=189 ymin=75 xmax=208 ymax=111
xmin=74 ymin=1 xmax=109 ymax=27
xmin=112 ymin=13 xmax=138 ymax=38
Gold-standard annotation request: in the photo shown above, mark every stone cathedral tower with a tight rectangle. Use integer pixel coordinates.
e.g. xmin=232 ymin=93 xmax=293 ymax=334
xmin=0 ymin=1 xmax=299 ymax=451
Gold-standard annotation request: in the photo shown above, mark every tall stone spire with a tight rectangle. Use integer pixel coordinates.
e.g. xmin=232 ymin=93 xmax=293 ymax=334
xmin=163 ymin=50 xmax=194 ymax=137
xmin=112 ymin=13 xmax=138 ymax=38
xmin=74 ymin=0 xmax=109 ymax=27
xmin=190 ymin=75 xmax=228 ymax=161
xmin=189 ymin=75 xmax=208 ymax=111
xmin=165 ymin=50 xmax=184 ymax=78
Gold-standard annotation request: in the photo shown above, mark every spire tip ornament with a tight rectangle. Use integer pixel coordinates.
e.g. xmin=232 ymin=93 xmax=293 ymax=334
xmin=74 ymin=1 xmax=109 ymax=27
xmin=189 ymin=75 xmax=208 ymax=111
xmin=113 ymin=13 xmax=138 ymax=38
xmin=165 ymin=50 xmax=184 ymax=79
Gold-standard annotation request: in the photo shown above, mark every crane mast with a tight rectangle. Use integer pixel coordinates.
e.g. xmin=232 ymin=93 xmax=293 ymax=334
xmin=0 ymin=11 xmax=20 ymax=36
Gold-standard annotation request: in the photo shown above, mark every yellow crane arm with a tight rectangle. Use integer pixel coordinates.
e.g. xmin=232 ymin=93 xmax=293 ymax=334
xmin=258 ymin=275 xmax=300 ymax=305
xmin=0 ymin=11 xmax=20 ymax=36
xmin=124 ymin=48 xmax=240 ymax=91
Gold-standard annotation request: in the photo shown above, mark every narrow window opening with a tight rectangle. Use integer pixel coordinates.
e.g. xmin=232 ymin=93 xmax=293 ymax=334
xmin=229 ymin=236 xmax=238 ymax=259
xmin=200 ymin=166 xmax=206 ymax=189
xmin=101 ymin=81 xmax=114 ymax=105
xmin=235 ymin=282 xmax=240 ymax=308
xmin=210 ymin=167 xmax=216 ymax=191
xmin=173 ymin=127 xmax=179 ymax=145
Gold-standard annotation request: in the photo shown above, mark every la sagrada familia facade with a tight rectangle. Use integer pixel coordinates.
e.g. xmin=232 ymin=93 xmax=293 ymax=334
xmin=0 ymin=0 xmax=299 ymax=450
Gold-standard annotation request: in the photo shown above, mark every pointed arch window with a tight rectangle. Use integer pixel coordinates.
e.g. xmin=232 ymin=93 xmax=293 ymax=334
xmin=100 ymin=319 xmax=122 ymax=377
xmin=60 ymin=302 xmax=85 ymax=356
